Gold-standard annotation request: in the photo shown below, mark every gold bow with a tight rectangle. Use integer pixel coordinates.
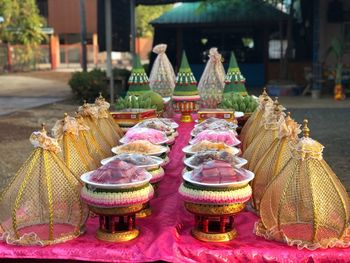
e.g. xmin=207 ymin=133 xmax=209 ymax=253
xmin=29 ymin=130 xmax=61 ymax=154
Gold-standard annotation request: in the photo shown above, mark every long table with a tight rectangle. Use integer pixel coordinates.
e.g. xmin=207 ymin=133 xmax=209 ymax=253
xmin=1 ymin=120 xmax=350 ymax=262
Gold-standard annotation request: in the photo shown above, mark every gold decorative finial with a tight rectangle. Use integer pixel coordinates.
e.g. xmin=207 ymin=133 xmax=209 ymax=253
xmin=41 ymin=123 xmax=46 ymax=133
xmin=263 ymin=87 xmax=269 ymax=101
xmin=303 ymin=119 xmax=310 ymax=137
xmin=285 ymin=111 xmax=292 ymax=121
xmin=98 ymin=92 xmax=103 ymax=99
xmin=262 ymin=87 xmax=267 ymax=96
xmin=64 ymin=112 xmax=68 ymax=117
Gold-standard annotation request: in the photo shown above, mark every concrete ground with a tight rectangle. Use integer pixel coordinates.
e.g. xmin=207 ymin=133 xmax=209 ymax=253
xmin=0 ymin=73 xmax=72 ymax=116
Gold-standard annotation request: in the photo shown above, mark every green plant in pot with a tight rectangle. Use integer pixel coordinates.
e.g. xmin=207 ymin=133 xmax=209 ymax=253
xmin=326 ymin=37 xmax=346 ymax=100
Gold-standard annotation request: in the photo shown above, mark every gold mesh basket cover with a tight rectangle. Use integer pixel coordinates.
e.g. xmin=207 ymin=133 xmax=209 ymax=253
xmin=77 ymin=102 xmax=114 ymax=155
xmin=251 ymin=113 xmax=301 ymax=211
xmin=52 ymin=114 xmax=98 ymax=176
xmin=95 ymin=94 xmax=124 ymax=138
xmin=255 ymin=120 xmax=350 ymax=250
xmin=241 ymin=90 xmax=273 ymax=151
xmin=75 ymin=114 xmax=109 ymax=161
xmin=0 ymin=127 xmax=88 ymax=246
xmin=242 ymin=102 xmax=285 ymax=171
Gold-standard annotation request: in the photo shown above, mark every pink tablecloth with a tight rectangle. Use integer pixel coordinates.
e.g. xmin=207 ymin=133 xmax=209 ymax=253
xmin=1 ymin=120 xmax=350 ymax=262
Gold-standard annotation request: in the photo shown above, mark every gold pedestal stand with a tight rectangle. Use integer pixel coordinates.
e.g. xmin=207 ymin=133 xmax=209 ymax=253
xmin=180 ymin=112 xmax=193 ymax=123
xmin=89 ymin=204 xmax=143 ymax=242
xmin=136 ymin=202 xmax=152 ymax=218
xmin=136 ymin=181 xmax=160 ymax=218
xmin=96 ymin=228 xmax=139 ymax=242
xmin=185 ymin=202 xmax=245 ymax=242
xmin=174 ymin=100 xmax=199 ymax=123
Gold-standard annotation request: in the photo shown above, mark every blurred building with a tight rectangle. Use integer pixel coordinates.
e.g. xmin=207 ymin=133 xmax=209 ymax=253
xmin=151 ymin=0 xmax=350 ymax=91
xmin=36 ymin=0 xmax=98 ymax=68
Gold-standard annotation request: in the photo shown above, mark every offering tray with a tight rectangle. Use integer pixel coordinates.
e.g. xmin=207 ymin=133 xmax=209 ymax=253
xmin=184 ymin=156 xmax=247 ymax=170
xmin=179 ymin=170 xmax=253 ymax=242
xmin=111 ymin=144 xmax=168 ymax=157
xmin=119 ymin=137 xmax=169 ymax=145
xmin=81 ymin=171 xmax=154 ymax=242
xmin=182 ymin=145 xmax=240 ymax=156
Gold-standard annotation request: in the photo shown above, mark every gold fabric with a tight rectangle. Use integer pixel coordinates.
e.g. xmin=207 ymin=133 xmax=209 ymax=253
xmin=251 ymin=114 xmax=301 ymax=211
xmin=52 ymin=114 xmax=98 ymax=176
xmin=0 ymin=129 xmax=88 ymax=246
xmin=256 ymin=121 xmax=350 ymax=250
xmin=241 ymin=91 xmax=273 ymax=151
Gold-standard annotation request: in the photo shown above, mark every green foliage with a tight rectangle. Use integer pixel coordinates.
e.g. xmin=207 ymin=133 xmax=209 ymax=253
xmin=69 ymin=69 xmax=108 ymax=102
xmin=113 ymin=68 xmax=131 ymax=79
xmin=139 ymin=91 xmax=164 ymax=111
xmin=136 ymin=4 xmax=173 ymax=37
xmin=326 ymin=37 xmax=346 ymax=84
xmin=220 ymin=93 xmax=258 ymax=113
xmin=0 ymin=0 xmax=46 ymax=66
xmin=114 ymin=94 xmax=157 ymax=110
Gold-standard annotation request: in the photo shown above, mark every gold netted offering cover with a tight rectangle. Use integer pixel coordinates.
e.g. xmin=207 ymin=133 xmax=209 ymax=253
xmin=243 ymin=99 xmax=285 ymax=171
xmin=94 ymin=94 xmax=124 ymax=138
xmin=255 ymin=120 xmax=350 ymax=250
xmin=251 ymin=113 xmax=301 ymax=211
xmin=52 ymin=114 xmax=98 ymax=176
xmin=77 ymin=101 xmax=115 ymax=155
xmin=241 ymin=88 xmax=273 ymax=151
xmin=75 ymin=114 xmax=109 ymax=161
xmin=0 ymin=126 xmax=88 ymax=246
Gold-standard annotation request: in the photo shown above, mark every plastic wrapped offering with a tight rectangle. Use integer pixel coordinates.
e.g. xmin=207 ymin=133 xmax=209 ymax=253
xmin=190 ymin=151 xmax=242 ymax=167
xmin=190 ymin=130 xmax=240 ymax=146
xmin=191 ymin=161 xmax=244 ymax=184
xmin=115 ymin=153 xmax=159 ymax=166
xmin=136 ymin=119 xmax=174 ymax=135
xmin=113 ymin=140 xmax=164 ymax=155
xmin=190 ymin=140 xmax=234 ymax=153
xmin=192 ymin=120 xmax=237 ymax=136
xmin=90 ymin=160 xmax=148 ymax=184
xmin=122 ymin=128 xmax=168 ymax=144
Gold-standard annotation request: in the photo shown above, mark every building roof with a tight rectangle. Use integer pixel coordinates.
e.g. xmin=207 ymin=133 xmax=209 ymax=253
xmin=151 ymin=1 xmax=288 ymax=25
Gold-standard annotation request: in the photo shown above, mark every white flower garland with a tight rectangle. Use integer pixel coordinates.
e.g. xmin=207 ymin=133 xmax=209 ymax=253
xmin=81 ymin=184 xmax=154 ymax=207
xmin=179 ymin=183 xmax=252 ymax=205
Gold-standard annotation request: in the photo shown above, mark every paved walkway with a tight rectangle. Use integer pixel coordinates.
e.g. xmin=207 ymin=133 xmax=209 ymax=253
xmin=0 ymin=75 xmax=71 ymax=116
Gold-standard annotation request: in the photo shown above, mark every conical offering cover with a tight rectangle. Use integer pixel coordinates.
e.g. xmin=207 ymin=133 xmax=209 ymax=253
xmin=243 ymin=98 xmax=286 ymax=171
xmin=94 ymin=93 xmax=124 ymax=138
xmin=256 ymin=120 xmax=350 ymax=249
xmin=240 ymin=88 xmax=271 ymax=144
xmin=127 ymin=54 xmax=151 ymax=95
xmin=198 ymin=47 xmax=225 ymax=108
xmin=77 ymin=101 xmax=114 ymax=156
xmin=223 ymin=52 xmax=248 ymax=96
xmin=149 ymin=44 xmax=176 ymax=97
xmin=52 ymin=113 xmax=98 ymax=176
xmin=173 ymin=51 xmax=199 ymax=101
xmin=242 ymin=91 xmax=274 ymax=152
xmin=252 ymin=112 xmax=301 ymax=211
xmin=75 ymin=114 xmax=109 ymax=161
xmin=0 ymin=126 xmax=88 ymax=246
